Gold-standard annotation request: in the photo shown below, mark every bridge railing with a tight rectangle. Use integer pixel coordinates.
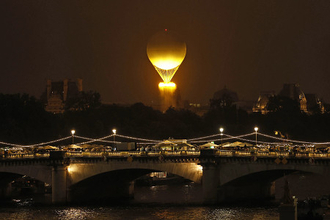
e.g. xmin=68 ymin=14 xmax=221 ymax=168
xmin=62 ymin=150 xmax=201 ymax=158
xmin=2 ymin=153 xmax=50 ymax=159
xmin=1 ymin=150 xmax=330 ymax=160
xmin=213 ymin=150 xmax=330 ymax=159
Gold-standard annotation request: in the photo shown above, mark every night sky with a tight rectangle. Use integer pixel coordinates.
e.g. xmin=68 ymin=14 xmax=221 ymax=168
xmin=1 ymin=0 xmax=330 ymax=105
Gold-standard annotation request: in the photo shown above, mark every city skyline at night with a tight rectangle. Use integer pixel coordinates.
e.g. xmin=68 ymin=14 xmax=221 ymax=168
xmin=1 ymin=1 xmax=330 ymax=106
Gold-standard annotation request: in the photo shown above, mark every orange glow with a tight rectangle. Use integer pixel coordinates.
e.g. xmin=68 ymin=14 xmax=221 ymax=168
xmin=67 ymin=165 xmax=76 ymax=173
xmin=147 ymin=30 xmax=186 ymax=83
xmin=158 ymin=82 xmax=176 ymax=90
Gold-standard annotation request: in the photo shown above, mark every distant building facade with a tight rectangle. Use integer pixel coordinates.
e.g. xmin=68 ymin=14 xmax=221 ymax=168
xmin=305 ymin=93 xmax=325 ymax=114
xmin=253 ymin=83 xmax=324 ymax=114
xmin=252 ymin=91 xmax=276 ymax=114
xmin=278 ymin=83 xmax=308 ymax=113
xmin=41 ymin=79 xmax=83 ymax=114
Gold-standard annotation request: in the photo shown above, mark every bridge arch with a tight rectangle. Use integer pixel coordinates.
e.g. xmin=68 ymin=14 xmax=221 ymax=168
xmin=67 ymin=161 xmax=202 ymax=186
xmin=66 ymin=161 xmax=202 ymax=203
xmin=201 ymin=158 xmax=330 ymax=203
xmin=0 ymin=165 xmax=52 ymax=185
xmin=217 ymin=162 xmax=328 ymax=186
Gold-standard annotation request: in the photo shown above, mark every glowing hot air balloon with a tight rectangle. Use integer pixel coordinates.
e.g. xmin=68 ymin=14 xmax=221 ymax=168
xmin=147 ymin=29 xmax=186 ymax=83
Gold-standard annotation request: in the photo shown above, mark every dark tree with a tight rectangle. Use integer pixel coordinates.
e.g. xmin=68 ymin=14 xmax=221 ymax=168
xmin=0 ymin=93 xmax=56 ymax=144
xmin=65 ymin=91 xmax=101 ymax=111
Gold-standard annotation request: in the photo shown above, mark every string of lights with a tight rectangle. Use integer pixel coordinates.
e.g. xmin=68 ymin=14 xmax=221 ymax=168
xmin=115 ymin=134 xmax=160 ymax=143
xmin=0 ymin=141 xmax=27 ymax=148
xmin=31 ymin=136 xmax=73 ymax=147
xmin=258 ymin=133 xmax=330 ymax=145
xmin=222 ymin=135 xmax=282 ymax=146
xmin=73 ymin=134 xmax=116 ymax=145
xmin=74 ymin=134 xmax=114 ymax=142
xmin=75 ymin=139 xmax=115 ymax=145
xmin=0 ymin=136 xmax=72 ymax=148
xmin=187 ymin=133 xmax=221 ymax=141
xmin=189 ymin=133 xmax=256 ymax=144
xmin=1 ymin=131 xmax=330 ymax=148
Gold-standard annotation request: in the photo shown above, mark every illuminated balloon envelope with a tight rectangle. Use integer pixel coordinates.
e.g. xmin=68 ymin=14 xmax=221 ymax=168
xmin=147 ymin=29 xmax=186 ymax=83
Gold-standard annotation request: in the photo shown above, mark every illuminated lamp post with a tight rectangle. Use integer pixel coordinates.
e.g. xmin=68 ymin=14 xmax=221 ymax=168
xmin=112 ymin=129 xmax=117 ymax=150
xmin=71 ymin=129 xmax=75 ymax=144
xmin=219 ymin=127 xmax=224 ymax=146
xmin=254 ymin=126 xmax=259 ymax=146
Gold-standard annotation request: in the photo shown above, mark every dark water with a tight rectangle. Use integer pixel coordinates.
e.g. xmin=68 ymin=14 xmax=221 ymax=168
xmin=0 ymin=204 xmax=279 ymax=220
xmin=0 ymin=183 xmax=279 ymax=220
xmin=1 ymin=172 xmax=330 ymax=220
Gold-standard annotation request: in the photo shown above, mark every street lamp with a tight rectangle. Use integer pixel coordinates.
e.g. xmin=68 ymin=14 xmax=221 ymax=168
xmin=219 ymin=127 xmax=224 ymax=146
xmin=254 ymin=126 xmax=259 ymax=146
xmin=112 ymin=129 xmax=117 ymax=150
xmin=71 ymin=129 xmax=75 ymax=144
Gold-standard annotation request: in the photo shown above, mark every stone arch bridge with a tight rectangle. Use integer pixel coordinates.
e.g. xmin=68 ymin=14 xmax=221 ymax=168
xmin=0 ymin=150 xmax=329 ymax=204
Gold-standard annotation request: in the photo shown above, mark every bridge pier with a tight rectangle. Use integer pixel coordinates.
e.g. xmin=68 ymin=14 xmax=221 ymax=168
xmin=202 ymin=163 xmax=276 ymax=204
xmin=0 ymin=183 xmax=11 ymax=200
xmin=202 ymin=164 xmax=220 ymax=204
xmin=52 ymin=166 xmax=67 ymax=204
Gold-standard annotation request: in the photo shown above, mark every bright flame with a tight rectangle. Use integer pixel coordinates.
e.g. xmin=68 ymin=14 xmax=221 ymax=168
xmin=158 ymin=82 xmax=176 ymax=90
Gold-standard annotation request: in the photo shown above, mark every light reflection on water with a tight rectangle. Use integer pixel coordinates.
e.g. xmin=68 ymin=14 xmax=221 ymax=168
xmin=2 ymin=171 xmax=329 ymax=219
xmin=134 ymin=183 xmax=204 ymax=204
xmin=0 ymin=206 xmax=278 ymax=220
xmin=55 ymin=208 xmax=100 ymax=220
xmin=0 ymin=182 xmax=280 ymax=220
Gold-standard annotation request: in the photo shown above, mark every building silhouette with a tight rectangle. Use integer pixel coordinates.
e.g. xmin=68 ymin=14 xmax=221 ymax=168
xmin=252 ymin=91 xmax=276 ymax=114
xmin=40 ymin=79 xmax=83 ymax=114
xmin=253 ymin=83 xmax=324 ymax=114
xmin=278 ymin=83 xmax=308 ymax=113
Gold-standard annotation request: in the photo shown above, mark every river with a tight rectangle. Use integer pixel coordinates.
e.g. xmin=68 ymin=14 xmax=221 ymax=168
xmin=0 ymin=187 xmax=281 ymax=220
xmin=1 ymin=172 xmax=330 ymax=220
xmin=0 ymin=182 xmax=278 ymax=220
xmin=0 ymin=205 xmax=279 ymax=220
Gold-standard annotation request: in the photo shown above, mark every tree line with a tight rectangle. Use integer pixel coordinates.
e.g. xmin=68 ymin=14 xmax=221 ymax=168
xmin=0 ymin=92 xmax=330 ymax=145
